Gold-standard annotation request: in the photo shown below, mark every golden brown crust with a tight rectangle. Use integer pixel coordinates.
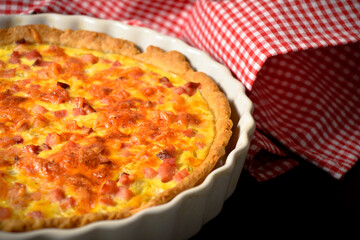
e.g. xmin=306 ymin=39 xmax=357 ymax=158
xmin=0 ymin=24 xmax=61 ymax=45
xmin=0 ymin=24 xmax=140 ymax=56
xmin=0 ymin=24 xmax=232 ymax=232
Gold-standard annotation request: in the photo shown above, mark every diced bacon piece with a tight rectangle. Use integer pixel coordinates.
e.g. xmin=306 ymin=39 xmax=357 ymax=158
xmin=32 ymin=104 xmax=47 ymax=114
xmin=26 ymin=84 xmax=42 ymax=98
xmin=118 ymin=173 xmax=134 ymax=187
xmin=0 ymin=136 xmax=23 ymax=148
xmin=23 ymin=145 xmax=41 ymax=155
xmin=0 ymin=207 xmax=12 ymax=220
xmin=174 ymin=82 xmax=200 ymax=96
xmin=36 ymin=69 xmax=49 ymax=79
xmin=156 ymin=150 xmax=171 ymax=160
xmin=100 ymin=197 xmax=115 ymax=206
xmin=112 ymin=89 xmax=131 ymax=100
xmin=60 ymin=196 xmax=76 ymax=210
xmin=100 ymin=180 xmax=118 ymax=195
xmin=71 ymin=96 xmax=85 ymax=108
xmin=71 ymin=97 xmax=95 ymax=113
xmin=71 ymin=97 xmax=95 ymax=115
xmin=46 ymin=45 xmax=66 ymax=57
xmin=65 ymin=140 xmax=78 ymax=149
xmin=1 ymin=94 xmax=26 ymax=106
xmin=48 ymin=62 xmax=63 ymax=76
xmin=112 ymin=60 xmax=122 ymax=67
xmin=33 ymin=59 xmax=52 ymax=67
xmin=62 ymin=58 xmax=85 ymax=79
xmin=27 ymin=211 xmax=43 ymax=219
xmin=13 ymin=119 xmax=29 ymax=131
xmin=120 ymin=150 xmax=132 ymax=158
xmin=65 ymin=120 xmax=79 ymax=130
xmin=143 ymin=167 xmax=157 ymax=178
xmin=173 ymin=168 xmax=190 ymax=182
xmin=156 ymin=145 xmax=177 ymax=160
xmin=9 ymin=51 xmax=21 ymax=64
xmin=73 ymin=107 xmax=86 ymax=116
xmin=94 ymin=112 xmax=107 ymax=128
xmin=159 ymin=77 xmax=170 ymax=83
xmin=118 ymin=66 xmax=143 ymax=80
xmin=44 ymin=132 xmax=62 ymax=148
xmin=116 ymin=186 xmax=133 ymax=201
xmin=99 ymin=156 xmax=111 ymax=164
xmin=183 ymin=128 xmax=196 ymax=138
xmin=25 ymin=49 xmax=42 ymax=60
xmin=119 ymin=142 xmax=130 ymax=149
xmin=81 ymin=54 xmax=98 ymax=64
xmin=53 ymin=109 xmax=68 ymax=118
xmin=0 ymin=135 xmax=23 ymax=147
xmin=141 ymin=87 xmax=156 ymax=97
xmin=107 ymin=130 xmax=128 ymax=140
xmin=79 ymin=126 xmax=93 ymax=135
xmin=31 ymin=114 xmax=48 ymax=128
xmin=93 ymin=86 xmax=113 ymax=98
xmin=173 ymin=86 xmax=186 ymax=95
xmin=99 ymin=58 xmax=112 ymax=64
xmin=18 ymin=64 xmax=31 ymax=71
xmin=42 ymin=88 xmax=70 ymax=104
xmin=15 ymin=78 xmax=31 ymax=88
xmin=13 ymin=135 xmax=24 ymax=144
xmin=83 ymin=104 xmax=95 ymax=114
xmin=57 ymin=81 xmax=70 ymax=89
xmin=144 ymin=100 xmax=154 ymax=108
xmin=128 ymin=67 xmax=144 ymax=79
xmin=50 ymin=188 xmax=66 ymax=202
xmin=159 ymin=111 xmax=176 ymax=123
xmin=159 ymin=77 xmax=174 ymax=88
xmin=41 ymin=143 xmax=52 ymax=151
xmin=163 ymin=157 xmax=176 ymax=166
xmin=176 ymin=113 xmax=201 ymax=127
xmin=183 ymin=82 xmax=201 ymax=96
xmin=158 ymin=160 xmax=177 ymax=183
xmin=36 ymin=62 xmax=63 ymax=79
xmin=162 ymin=81 xmax=174 ymax=88
xmin=0 ymin=68 xmax=16 ymax=78
xmin=68 ymin=133 xmax=84 ymax=142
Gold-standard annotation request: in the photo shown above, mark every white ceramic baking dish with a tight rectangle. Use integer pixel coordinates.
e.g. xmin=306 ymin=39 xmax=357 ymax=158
xmin=0 ymin=14 xmax=255 ymax=240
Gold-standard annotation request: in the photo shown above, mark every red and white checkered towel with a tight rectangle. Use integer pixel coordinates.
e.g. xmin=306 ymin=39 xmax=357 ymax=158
xmin=1 ymin=0 xmax=360 ymax=182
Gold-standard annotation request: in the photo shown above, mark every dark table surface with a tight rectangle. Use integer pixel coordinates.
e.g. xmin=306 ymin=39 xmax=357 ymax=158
xmin=190 ymin=155 xmax=360 ymax=238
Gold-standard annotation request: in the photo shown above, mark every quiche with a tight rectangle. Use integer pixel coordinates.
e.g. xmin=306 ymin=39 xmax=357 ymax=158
xmin=0 ymin=24 xmax=232 ymax=232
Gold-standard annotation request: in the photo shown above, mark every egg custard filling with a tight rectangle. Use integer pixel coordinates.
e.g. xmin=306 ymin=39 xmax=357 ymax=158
xmin=0 ymin=25 xmax=232 ymax=232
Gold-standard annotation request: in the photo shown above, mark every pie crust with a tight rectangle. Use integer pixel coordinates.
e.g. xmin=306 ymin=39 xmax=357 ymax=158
xmin=0 ymin=24 xmax=232 ymax=232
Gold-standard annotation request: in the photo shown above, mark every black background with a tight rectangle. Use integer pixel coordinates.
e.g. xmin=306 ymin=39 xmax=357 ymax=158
xmin=190 ymin=155 xmax=360 ymax=238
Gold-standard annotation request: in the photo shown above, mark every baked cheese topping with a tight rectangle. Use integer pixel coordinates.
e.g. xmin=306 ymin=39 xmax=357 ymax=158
xmin=0 ymin=40 xmax=214 ymax=220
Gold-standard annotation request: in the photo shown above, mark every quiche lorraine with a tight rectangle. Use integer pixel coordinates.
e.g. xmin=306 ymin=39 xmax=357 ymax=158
xmin=0 ymin=24 xmax=232 ymax=232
